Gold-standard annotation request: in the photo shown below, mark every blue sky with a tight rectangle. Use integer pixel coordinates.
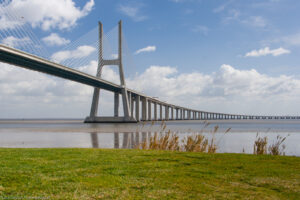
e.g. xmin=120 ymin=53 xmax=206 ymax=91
xmin=1 ymin=0 xmax=300 ymax=118
xmin=87 ymin=0 xmax=300 ymax=76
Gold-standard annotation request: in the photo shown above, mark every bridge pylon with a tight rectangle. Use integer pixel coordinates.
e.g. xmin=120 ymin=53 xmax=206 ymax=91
xmin=84 ymin=21 xmax=136 ymax=123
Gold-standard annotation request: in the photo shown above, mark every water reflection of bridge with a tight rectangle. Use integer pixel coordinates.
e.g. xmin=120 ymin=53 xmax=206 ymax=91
xmin=90 ymin=132 xmax=151 ymax=149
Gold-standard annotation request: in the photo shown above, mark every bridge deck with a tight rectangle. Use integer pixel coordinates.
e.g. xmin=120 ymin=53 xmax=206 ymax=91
xmin=0 ymin=45 xmax=298 ymax=121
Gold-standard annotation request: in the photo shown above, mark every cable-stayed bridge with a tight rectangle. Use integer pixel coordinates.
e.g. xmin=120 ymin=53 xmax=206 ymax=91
xmin=0 ymin=21 xmax=299 ymax=122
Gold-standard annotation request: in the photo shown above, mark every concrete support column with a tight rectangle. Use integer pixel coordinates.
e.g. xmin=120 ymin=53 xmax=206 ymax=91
xmin=171 ymin=107 xmax=174 ymax=120
xmin=127 ymin=92 xmax=132 ymax=117
xmin=165 ymin=105 xmax=169 ymax=121
xmin=148 ymin=100 xmax=152 ymax=121
xmin=160 ymin=104 xmax=163 ymax=120
xmin=176 ymin=108 xmax=179 ymax=120
xmin=114 ymin=92 xmax=119 ymax=117
xmin=135 ymin=95 xmax=140 ymax=121
xmin=141 ymin=97 xmax=147 ymax=121
xmin=131 ymin=96 xmax=134 ymax=118
xmin=154 ymin=102 xmax=157 ymax=121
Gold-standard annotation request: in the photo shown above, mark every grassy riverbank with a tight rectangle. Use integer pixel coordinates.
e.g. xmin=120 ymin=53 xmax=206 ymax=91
xmin=0 ymin=149 xmax=299 ymax=199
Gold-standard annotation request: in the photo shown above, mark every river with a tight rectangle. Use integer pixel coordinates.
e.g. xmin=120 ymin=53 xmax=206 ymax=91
xmin=0 ymin=119 xmax=299 ymax=156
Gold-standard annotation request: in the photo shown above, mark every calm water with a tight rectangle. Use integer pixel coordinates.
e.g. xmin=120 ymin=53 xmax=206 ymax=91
xmin=0 ymin=119 xmax=300 ymax=156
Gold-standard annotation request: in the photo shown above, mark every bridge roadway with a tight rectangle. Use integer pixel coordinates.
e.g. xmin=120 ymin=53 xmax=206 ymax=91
xmin=0 ymin=44 xmax=299 ymax=121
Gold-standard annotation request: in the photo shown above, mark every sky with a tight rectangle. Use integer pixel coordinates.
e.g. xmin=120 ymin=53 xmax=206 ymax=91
xmin=1 ymin=0 xmax=300 ymax=118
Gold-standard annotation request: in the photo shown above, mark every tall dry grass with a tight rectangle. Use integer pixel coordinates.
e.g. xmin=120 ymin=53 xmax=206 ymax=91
xmin=138 ymin=121 xmax=288 ymax=156
xmin=182 ymin=134 xmax=208 ymax=152
xmin=253 ymin=134 xmax=268 ymax=155
xmin=253 ymin=133 xmax=288 ymax=155
xmin=268 ymin=135 xmax=288 ymax=156
xmin=137 ymin=130 xmax=180 ymax=151
xmin=137 ymin=123 xmax=224 ymax=153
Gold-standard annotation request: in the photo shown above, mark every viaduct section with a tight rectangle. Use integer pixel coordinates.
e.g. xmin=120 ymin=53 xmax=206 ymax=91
xmin=0 ymin=21 xmax=299 ymax=122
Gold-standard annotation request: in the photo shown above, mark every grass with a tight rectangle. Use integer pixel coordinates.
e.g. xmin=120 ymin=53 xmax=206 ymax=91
xmin=0 ymin=149 xmax=300 ymax=199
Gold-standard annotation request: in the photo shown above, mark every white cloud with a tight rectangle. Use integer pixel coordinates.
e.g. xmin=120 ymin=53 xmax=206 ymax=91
xmin=134 ymin=46 xmax=156 ymax=55
xmin=118 ymin=4 xmax=147 ymax=22
xmin=0 ymin=0 xmax=94 ymax=30
xmin=245 ymin=47 xmax=290 ymax=57
xmin=191 ymin=25 xmax=209 ymax=35
xmin=127 ymin=65 xmax=300 ymax=115
xmin=223 ymin=11 xmax=268 ymax=29
xmin=51 ymin=45 xmax=96 ymax=63
xmin=0 ymin=15 xmax=23 ymax=30
xmin=242 ymin=16 xmax=267 ymax=28
xmin=42 ymin=33 xmax=70 ymax=46
xmin=213 ymin=0 xmax=234 ymax=13
xmin=223 ymin=9 xmax=241 ymax=23
xmin=78 ymin=60 xmax=120 ymax=84
xmin=283 ymin=32 xmax=300 ymax=46
xmin=1 ymin=36 xmax=31 ymax=48
xmin=1 ymin=63 xmax=300 ymax=117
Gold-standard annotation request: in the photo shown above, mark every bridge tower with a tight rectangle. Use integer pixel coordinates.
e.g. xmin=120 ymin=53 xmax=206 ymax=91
xmin=84 ymin=21 xmax=136 ymax=123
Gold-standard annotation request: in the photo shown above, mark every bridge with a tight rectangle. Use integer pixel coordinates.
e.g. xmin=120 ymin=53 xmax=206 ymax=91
xmin=0 ymin=21 xmax=299 ymax=122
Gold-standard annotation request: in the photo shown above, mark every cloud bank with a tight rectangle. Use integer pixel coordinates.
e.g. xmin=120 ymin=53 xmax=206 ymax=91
xmin=0 ymin=0 xmax=94 ymax=30
xmin=1 ymin=63 xmax=300 ymax=118
xmin=51 ymin=45 xmax=96 ymax=63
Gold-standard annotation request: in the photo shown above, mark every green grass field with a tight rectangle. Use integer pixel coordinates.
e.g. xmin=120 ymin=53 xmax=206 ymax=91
xmin=0 ymin=149 xmax=299 ymax=199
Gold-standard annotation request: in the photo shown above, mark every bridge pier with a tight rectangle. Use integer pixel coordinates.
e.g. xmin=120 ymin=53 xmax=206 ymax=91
xmin=142 ymin=97 xmax=147 ymax=121
xmin=114 ymin=93 xmax=119 ymax=117
xmin=165 ymin=105 xmax=169 ymax=121
xmin=135 ymin=95 xmax=140 ymax=121
xmin=154 ymin=102 xmax=157 ymax=121
xmin=148 ymin=100 xmax=152 ymax=121
xmin=85 ymin=21 xmax=136 ymax=123
xmin=160 ymin=104 xmax=163 ymax=120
